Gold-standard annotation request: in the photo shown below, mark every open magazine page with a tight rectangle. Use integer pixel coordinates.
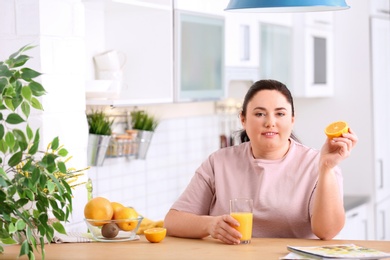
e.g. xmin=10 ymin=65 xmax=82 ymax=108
xmin=286 ymin=244 xmax=390 ymax=259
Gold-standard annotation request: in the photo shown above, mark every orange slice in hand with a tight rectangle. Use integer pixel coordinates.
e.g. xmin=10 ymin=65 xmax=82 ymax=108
xmin=144 ymin=227 xmax=167 ymax=243
xmin=325 ymin=121 xmax=349 ymax=138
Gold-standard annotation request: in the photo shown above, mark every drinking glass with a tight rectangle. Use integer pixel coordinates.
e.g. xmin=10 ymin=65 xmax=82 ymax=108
xmin=230 ymin=198 xmax=253 ymax=244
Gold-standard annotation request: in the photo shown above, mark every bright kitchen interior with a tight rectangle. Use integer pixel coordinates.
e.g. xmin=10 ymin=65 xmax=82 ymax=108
xmin=0 ymin=0 xmax=389 ymax=241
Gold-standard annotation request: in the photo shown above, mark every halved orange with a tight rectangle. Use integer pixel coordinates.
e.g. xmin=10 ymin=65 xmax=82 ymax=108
xmin=144 ymin=227 xmax=167 ymax=243
xmin=325 ymin=121 xmax=349 ymax=138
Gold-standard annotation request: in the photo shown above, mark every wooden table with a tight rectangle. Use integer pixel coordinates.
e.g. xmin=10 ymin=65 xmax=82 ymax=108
xmin=1 ymin=236 xmax=389 ymax=259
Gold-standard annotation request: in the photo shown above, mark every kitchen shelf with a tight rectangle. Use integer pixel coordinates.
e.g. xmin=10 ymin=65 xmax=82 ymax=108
xmin=106 ymin=137 xmax=139 ymax=159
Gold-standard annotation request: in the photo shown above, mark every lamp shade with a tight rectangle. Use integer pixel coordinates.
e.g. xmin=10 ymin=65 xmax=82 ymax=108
xmin=225 ymin=0 xmax=350 ymax=12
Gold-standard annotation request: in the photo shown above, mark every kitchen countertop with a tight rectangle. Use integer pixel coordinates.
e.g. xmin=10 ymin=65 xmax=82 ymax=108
xmin=1 ymin=236 xmax=389 ymax=259
xmin=344 ymin=195 xmax=370 ymax=211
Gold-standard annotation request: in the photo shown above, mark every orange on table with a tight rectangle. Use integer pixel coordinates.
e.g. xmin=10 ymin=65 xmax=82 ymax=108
xmin=144 ymin=227 xmax=167 ymax=243
xmin=113 ymin=207 xmax=138 ymax=231
xmin=84 ymin=197 xmax=114 ymax=226
xmin=324 ymin=121 xmax=349 ymax=138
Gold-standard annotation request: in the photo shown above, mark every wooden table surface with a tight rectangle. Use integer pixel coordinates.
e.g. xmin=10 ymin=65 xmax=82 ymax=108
xmin=1 ymin=235 xmax=390 ymax=259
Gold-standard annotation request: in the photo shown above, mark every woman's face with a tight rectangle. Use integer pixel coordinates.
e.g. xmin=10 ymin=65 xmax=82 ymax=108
xmin=241 ymin=89 xmax=295 ymax=156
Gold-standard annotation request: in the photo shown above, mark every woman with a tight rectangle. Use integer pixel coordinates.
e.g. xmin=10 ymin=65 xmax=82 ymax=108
xmin=164 ymin=79 xmax=358 ymax=244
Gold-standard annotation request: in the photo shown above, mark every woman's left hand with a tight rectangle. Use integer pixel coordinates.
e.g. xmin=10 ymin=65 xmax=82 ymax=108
xmin=320 ymin=128 xmax=358 ymax=170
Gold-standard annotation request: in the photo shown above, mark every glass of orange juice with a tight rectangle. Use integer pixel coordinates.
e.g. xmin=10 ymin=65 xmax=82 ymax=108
xmin=230 ymin=198 xmax=253 ymax=244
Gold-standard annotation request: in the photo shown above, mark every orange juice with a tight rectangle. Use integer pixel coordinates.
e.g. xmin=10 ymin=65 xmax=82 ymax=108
xmin=230 ymin=212 xmax=253 ymax=242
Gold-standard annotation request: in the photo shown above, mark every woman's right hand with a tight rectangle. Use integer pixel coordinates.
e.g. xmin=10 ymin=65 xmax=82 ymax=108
xmin=207 ymin=214 xmax=242 ymax=245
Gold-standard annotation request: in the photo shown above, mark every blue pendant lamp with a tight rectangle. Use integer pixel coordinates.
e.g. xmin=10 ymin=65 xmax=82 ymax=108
xmin=225 ymin=0 xmax=350 ymax=12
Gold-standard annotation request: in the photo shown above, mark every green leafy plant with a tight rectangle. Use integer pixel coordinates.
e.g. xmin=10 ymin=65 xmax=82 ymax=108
xmin=130 ymin=110 xmax=159 ymax=132
xmin=0 ymin=45 xmax=88 ymax=259
xmin=87 ymin=110 xmax=113 ymax=136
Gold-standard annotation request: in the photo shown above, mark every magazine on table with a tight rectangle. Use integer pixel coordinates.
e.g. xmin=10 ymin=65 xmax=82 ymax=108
xmin=280 ymin=244 xmax=390 ymax=260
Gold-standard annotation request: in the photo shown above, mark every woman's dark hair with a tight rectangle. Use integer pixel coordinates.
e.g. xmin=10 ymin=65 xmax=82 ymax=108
xmin=239 ymin=79 xmax=300 ymax=143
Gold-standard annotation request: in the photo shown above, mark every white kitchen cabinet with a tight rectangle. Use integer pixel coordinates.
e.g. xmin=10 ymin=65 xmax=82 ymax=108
xmin=259 ymin=22 xmax=293 ymax=87
xmin=375 ymin=197 xmax=390 ymax=240
xmin=85 ymin=0 xmax=174 ymax=106
xmin=225 ymin=13 xmax=259 ymax=68
xmin=174 ymin=10 xmax=225 ymax=101
xmin=337 ymin=203 xmax=368 ymax=240
xmin=371 ymin=17 xmax=390 ymax=240
xmin=371 ymin=17 xmax=390 ymax=202
xmin=291 ymin=13 xmax=334 ymax=97
xmin=305 ymin=12 xmax=333 ymax=28
xmin=371 ymin=0 xmax=390 ymax=18
xmin=174 ymin=0 xmax=227 ymax=15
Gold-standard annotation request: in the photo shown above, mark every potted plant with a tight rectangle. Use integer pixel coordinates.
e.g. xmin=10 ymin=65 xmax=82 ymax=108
xmin=130 ymin=110 xmax=159 ymax=159
xmin=86 ymin=109 xmax=113 ymax=166
xmin=0 ymin=45 xmax=88 ymax=259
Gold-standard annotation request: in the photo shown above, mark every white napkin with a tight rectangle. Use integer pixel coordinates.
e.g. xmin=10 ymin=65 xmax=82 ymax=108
xmin=52 ymin=232 xmax=93 ymax=243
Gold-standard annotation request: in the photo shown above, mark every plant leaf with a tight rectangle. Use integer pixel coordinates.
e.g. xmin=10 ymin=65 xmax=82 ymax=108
xmin=26 ymin=124 xmax=33 ymax=140
xmin=31 ymin=97 xmax=43 ymax=110
xmin=47 ymin=181 xmax=55 ymax=194
xmin=21 ymin=68 xmax=41 ymax=81
xmin=24 ymin=189 xmax=34 ymax=201
xmin=19 ymin=240 xmax=30 ymax=257
xmin=21 ymin=85 xmax=32 ymax=101
xmin=13 ymin=129 xmax=28 ymax=151
xmin=57 ymin=148 xmax=68 ymax=157
xmin=21 ymin=101 xmax=30 ymax=118
xmin=5 ymin=131 xmax=15 ymax=149
xmin=5 ymin=113 xmax=24 ymax=124
xmin=0 ymin=237 xmax=17 ymax=245
xmin=8 ymin=223 xmax=16 ymax=233
xmin=29 ymin=81 xmax=46 ymax=97
xmin=8 ymin=151 xmax=23 ymax=167
xmin=52 ymin=222 xmax=66 ymax=235
xmin=51 ymin=137 xmax=59 ymax=150
xmin=4 ymin=98 xmax=15 ymax=111
xmin=0 ymin=124 xmax=4 ymax=140
xmin=58 ymin=161 xmax=66 ymax=173
xmin=15 ymin=219 xmax=26 ymax=231
xmin=0 ymin=140 xmax=8 ymax=153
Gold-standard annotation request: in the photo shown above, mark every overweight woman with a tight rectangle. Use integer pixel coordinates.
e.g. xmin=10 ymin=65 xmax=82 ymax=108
xmin=164 ymin=79 xmax=358 ymax=244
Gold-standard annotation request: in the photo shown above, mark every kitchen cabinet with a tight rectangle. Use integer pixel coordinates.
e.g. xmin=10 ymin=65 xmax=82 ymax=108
xmin=174 ymin=0 xmax=227 ymax=15
xmin=291 ymin=13 xmax=334 ymax=97
xmin=337 ymin=202 xmax=368 ymax=240
xmin=371 ymin=0 xmax=390 ymax=18
xmin=371 ymin=17 xmax=390 ymax=203
xmin=259 ymin=22 xmax=293 ymax=87
xmin=224 ymin=13 xmax=259 ymax=68
xmin=371 ymin=17 xmax=390 ymax=239
xmin=85 ymin=0 xmax=174 ymax=106
xmin=375 ymin=197 xmax=390 ymax=240
xmin=174 ymin=10 xmax=225 ymax=101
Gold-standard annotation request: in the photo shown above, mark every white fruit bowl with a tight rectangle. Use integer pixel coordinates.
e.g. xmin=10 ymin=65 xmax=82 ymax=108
xmin=85 ymin=216 xmax=143 ymax=242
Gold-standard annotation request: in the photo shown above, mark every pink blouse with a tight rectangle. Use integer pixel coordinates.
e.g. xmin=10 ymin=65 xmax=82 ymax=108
xmin=170 ymin=140 xmax=343 ymax=238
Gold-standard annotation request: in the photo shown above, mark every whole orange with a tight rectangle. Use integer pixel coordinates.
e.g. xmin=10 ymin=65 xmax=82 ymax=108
xmin=113 ymin=207 xmax=138 ymax=231
xmin=84 ymin=197 xmax=114 ymax=226
xmin=111 ymin=201 xmax=125 ymax=219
